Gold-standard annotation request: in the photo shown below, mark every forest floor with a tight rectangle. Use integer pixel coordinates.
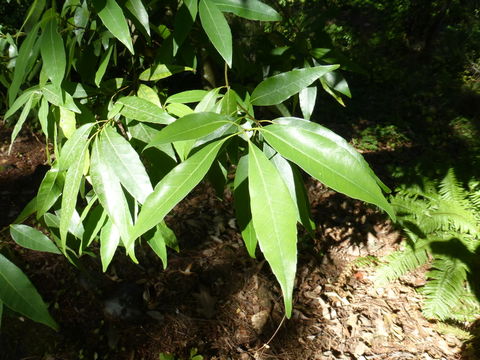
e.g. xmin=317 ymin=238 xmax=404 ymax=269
xmin=0 ymin=124 xmax=479 ymax=360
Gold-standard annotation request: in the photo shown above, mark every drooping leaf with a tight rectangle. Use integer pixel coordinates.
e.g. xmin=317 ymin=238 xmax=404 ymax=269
xmin=251 ymin=65 xmax=339 ymax=106
xmin=139 ymin=64 xmax=194 ymax=81
xmin=220 ymin=88 xmax=237 ymax=116
xmin=124 ymin=0 xmax=150 ymax=37
xmin=146 ymin=223 xmax=170 ymax=269
xmin=40 ymin=16 xmax=66 ymax=88
xmin=10 ymin=225 xmax=61 ymax=254
xmin=199 ymin=0 xmax=232 ymax=67
xmin=60 ymin=146 xmax=87 ymax=250
xmin=93 ymin=0 xmax=134 ymax=53
xmin=42 ymin=85 xmax=81 ymax=113
xmin=59 ymin=107 xmax=76 ymax=139
xmin=212 ymin=0 xmax=281 ymax=21
xmin=94 ymin=44 xmax=114 ymax=87
xmin=4 ymin=87 xmax=38 ymax=121
xmin=233 ymin=155 xmax=257 ymax=257
xmin=248 ymin=142 xmax=297 ymax=318
xmin=131 ymin=138 xmax=226 ymax=240
xmin=166 ymin=103 xmax=193 ymax=118
xmin=0 ymin=253 xmax=58 ymax=330
xmin=260 ymin=120 xmax=395 ymax=219
xmin=299 ymin=86 xmax=317 ymax=120
xmin=100 ymin=219 xmax=120 ymax=272
xmin=59 ymin=123 xmax=95 ymax=170
xmin=146 ymin=112 xmax=233 ymax=148
xmin=9 ymin=93 xmax=34 ymax=151
xmin=100 ymin=126 xmax=153 ymax=204
xmin=90 ymin=137 xmax=133 ymax=249
xmin=117 ymin=96 xmax=175 ymax=124
xmin=8 ymin=24 xmax=40 ymax=106
xmin=173 ymin=0 xmax=197 ymax=54
xmin=137 ymin=84 xmax=161 ymax=106
xmin=36 ymin=167 xmax=63 ymax=219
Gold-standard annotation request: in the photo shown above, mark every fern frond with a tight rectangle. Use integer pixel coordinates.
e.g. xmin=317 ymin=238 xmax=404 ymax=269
xmin=420 ymin=256 xmax=468 ymax=320
xmin=374 ymin=239 xmax=430 ymax=285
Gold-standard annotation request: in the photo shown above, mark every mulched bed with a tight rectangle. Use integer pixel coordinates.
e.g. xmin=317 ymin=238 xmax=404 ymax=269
xmin=1 ymin=124 xmax=478 ymax=360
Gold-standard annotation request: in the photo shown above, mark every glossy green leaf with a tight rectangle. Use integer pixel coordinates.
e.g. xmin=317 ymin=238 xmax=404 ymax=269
xmin=40 ymin=16 xmax=66 ymax=88
xmin=101 ymin=126 xmax=153 ymax=204
xmin=90 ymin=137 xmax=133 ymax=247
xmin=147 ymin=112 xmax=233 ymax=148
xmin=93 ymin=0 xmax=134 ymax=53
xmin=14 ymin=197 xmax=38 ymax=224
xmin=131 ymin=138 xmax=226 ymax=240
xmin=124 ymin=0 xmax=150 ymax=37
xmin=9 ymin=93 xmax=34 ymax=151
xmin=264 ymin=144 xmax=315 ymax=234
xmin=100 ymin=219 xmax=120 ymax=272
xmin=0 ymin=253 xmax=58 ymax=330
xmin=127 ymin=121 xmax=177 ymax=159
xmin=166 ymin=103 xmax=193 ymax=118
xmin=42 ymin=85 xmax=81 ymax=113
xmin=117 ymin=96 xmax=175 ymax=124
xmin=38 ymin=97 xmax=49 ymax=139
xmin=137 ymin=84 xmax=161 ymax=107
xmin=73 ymin=1 xmax=89 ymax=43
xmin=322 ymin=71 xmax=351 ymax=98
xmin=212 ymin=0 xmax=281 ymax=21
xmin=139 ymin=64 xmax=194 ymax=81
xmin=59 ymin=123 xmax=95 ymax=170
xmin=95 ymin=44 xmax=113 ymax=87
xmin=166 ymin=90 xmax=208 ymax=104
xmin=220 ymin=88 xmax=237 ymax=115
xmin=199 ymin=0 xmax=232 ymax=67
xmin=261 ymin=119 xmax=395 ymax=219
xmin=173 ymin=0 xmax=197 ymax=54
xmin=36 ymin=167 xmax=62 ymax=219
xmin=83 ymin=206 xmax=108 ymax=247
xmin=299 ymin=86 xmax=317 ymax=120
xmin=59 ymin=107 xmax=76 ymax=139
xmin=233 ymin=155 xmax=257 ymax=257
xmin=4 ymin=88 xmax=38 ymax=121
xmin=248 ymin=142 xmax=297 ymax=318
xmin=195 ymin=88 xmax=221 ymax=112
xmin=8 ymin=24 xmax=40 ymax=106
xmin=147 ymin=224 xmax=169 ymax=269
xmin=251 ymin=65 xmax=339 ymax=106
xmin=60 ymin=146 xmax=87 ymax=250
xmin=10 ymin=224 xmax=61 ymax=254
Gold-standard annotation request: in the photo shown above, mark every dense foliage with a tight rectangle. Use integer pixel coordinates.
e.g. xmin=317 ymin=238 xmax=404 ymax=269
xmin=0 ymin=0 xmax=394 ymax=328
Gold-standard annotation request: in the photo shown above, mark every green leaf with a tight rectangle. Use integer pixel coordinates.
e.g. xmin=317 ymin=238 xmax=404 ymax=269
xmin=212 ymin=0 xmax=281 ymax=21
xmin=173 ymin=0 xmax=197 ymax=54
xmin=264 ymin=145 xmax=315 ymax=234
xmin=59 ymin=107 xmax=76 ymax=139
xmin=117 ymin=96 xmax=175 ymax=124
xmin=36 ymin=167 xmax=63 ymax=219
xmin=59 ymin=143 xmax=87 ymax=251
xmin=166 ymin=103 xmax=193 ymax=117
xmin=9 ymin=93 xmax=34 ymax=152
xmin=124 ymin=0 xmax=150 ymax=37
xmin=10 ymin=225 xmax=61 ymax=254
xmin=251 ymin=65 xmax=339 ymax=106
xmin=166 ymin=90 xmax=208 ymax=104
xmin=42 ymin=85 xmax=81 ymax=113
xmin=90 ymin=137 xmax=133 ymax=249
xmin=220 ymin=88 xmax=237 ymax=116
xmin=139 ymin=64 xmax=194 ymax=81
xmin=40 ymin=16 xmax=66 ymax=88
xmin=137 ymin=84 xmax=161 ymax=107
xmin=59 ymin=123 xmax=95 ymax=171
xmin=131 ymin=138 xmax=226 ymax=240
xmin=101 ymin=126 xmax=153 ymax=204
xmin=0 ymin=253 xmax=58 ymax=330
xmin=299 ymin=86 xmax=317 ymax=120
xmin=146 ymin=112 xmax=233 ymax=148
xmin=93 ymin=0 xmax=134 ymax=54
xmin=261 ymin=119 xmax=395 ymax=219
xmin=100 ymin=220 xmax=120 ymax=272
xmin=13 ymin=197 xmax=38 ymax=224
xmin=4 ymin=87 xmax=39 ymax=121
xmin=199 ymin=0 xmax=232 ymax=67
xmin=95 ymin=44 xmax=114 ymax=87
xmin=8 ymin=24 xmax=40 ymax=106
xmin=321 ymin=71 xmax=351 ymax=98
xmin=233 ymin=155 xmax=257 ymax=257
xmin=146 ymin=223 xmax=170 ymax=269
xmin=83 ymin=205 xmax=108 ymax=248
xmin=38 ymin=97 xmax=50 ymax=139
xmin=248 ymin=142 xmax=297 ymax=318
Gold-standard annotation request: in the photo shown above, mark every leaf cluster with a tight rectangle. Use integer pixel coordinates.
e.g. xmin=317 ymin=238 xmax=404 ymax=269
xmin=0 ymin=0 xmax=394 ymax=329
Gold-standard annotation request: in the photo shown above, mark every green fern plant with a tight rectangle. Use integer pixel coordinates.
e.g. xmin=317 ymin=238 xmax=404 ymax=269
xmin=375 ymin=169 xmax=480 ymax=321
